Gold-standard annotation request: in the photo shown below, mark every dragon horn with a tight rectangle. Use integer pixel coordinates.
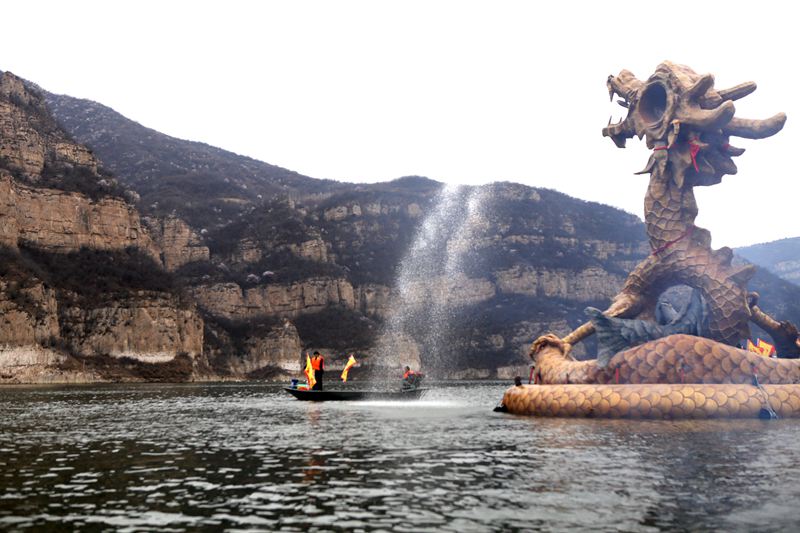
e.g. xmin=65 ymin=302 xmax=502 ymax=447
xmin=680 ymin=100 xmax=736 ymax=130
xmin=687 ymin=74 xmax=715 ymax=99
xmin=718 ymin=82 xmax=757 ymax=101
xmin=723 ymin=113 xmax=787 ymax=139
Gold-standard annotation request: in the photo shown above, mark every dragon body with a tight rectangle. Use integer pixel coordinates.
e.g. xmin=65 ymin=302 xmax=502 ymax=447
xmin=598 ymin=61 xmax=786 ymax=346
xmin=500 ymin=62 xmax=800 ymax=419
xmin=530 ymin=334 xmax=800 ymax=386
xmin=500 ymin=333 xmax=800 ymax=419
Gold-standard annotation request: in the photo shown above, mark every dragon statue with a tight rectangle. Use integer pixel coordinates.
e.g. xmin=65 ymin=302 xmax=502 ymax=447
xmin=501 ymin=62 xmax=800 ymax=418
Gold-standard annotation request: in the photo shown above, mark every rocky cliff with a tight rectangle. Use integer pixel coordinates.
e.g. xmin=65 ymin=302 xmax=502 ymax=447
xmin=144 ymin=215 xmax=210 ymax=271
xmin=0 ymin=245 xmax=206 ymax=383
xmin=0 ymin=172 xmax=158 ymax=257
xmin=165 ymin=179 xmax=648 ymax=374
xmin=0 ymin=71 xmax=207 ymax=383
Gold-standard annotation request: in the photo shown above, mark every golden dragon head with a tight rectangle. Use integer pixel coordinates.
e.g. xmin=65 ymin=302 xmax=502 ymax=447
xmin=603 ymin=61 xmax=786 ymax=185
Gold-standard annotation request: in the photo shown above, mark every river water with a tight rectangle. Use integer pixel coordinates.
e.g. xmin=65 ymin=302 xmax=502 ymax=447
xmin=2 ymin=381 xmax=800 ymax=532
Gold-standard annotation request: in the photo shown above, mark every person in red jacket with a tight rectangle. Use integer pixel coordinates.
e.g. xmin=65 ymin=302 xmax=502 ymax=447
xmin=311 ymin=351 xmax=325 ymax=390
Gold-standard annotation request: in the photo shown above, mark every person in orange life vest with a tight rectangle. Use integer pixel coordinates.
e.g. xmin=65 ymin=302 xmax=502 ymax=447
xmin=402 ymin=366 xmax=424 ymax=390
xmin=311 ymin=351 xmax=325 ymax=390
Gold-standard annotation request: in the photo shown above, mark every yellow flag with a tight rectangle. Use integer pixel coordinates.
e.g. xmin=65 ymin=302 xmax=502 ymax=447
xmin=341 ymin=354 xmax=357 ymax=382
xmin=746 ymin=339 xmax=759 ymax=354
xmin=757 ymin=338 xmax=776 ymax=357
xmin=304 ymin=354 xmax=316 ymax=389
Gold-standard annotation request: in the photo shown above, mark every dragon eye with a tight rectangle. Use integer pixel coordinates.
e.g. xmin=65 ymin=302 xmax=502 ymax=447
xmin=639 ymin=82 xmax=667 ymax=124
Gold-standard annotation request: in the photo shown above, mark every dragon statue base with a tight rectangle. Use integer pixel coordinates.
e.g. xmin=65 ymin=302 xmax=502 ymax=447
xmin=500 ymin=62 xmax=800 ymax=419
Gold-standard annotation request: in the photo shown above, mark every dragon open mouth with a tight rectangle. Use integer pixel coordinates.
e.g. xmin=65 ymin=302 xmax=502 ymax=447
xmin=603 ymin=61 xmax=786 ymax=183
xmin=639 ymin=82 xmax=667 ymax=125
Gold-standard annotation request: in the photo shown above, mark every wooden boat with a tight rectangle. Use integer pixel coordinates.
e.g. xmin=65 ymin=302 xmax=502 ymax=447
xmin=284 ymin=387 xmax=426 ymax=402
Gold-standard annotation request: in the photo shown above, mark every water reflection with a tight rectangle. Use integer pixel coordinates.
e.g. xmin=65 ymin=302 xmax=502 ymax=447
xmin=1 ymin=383 xmax=800 ymax=531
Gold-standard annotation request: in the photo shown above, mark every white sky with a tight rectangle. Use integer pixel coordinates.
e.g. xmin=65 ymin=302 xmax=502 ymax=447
xmin=3 ymin=0 xmax=798 ymax=247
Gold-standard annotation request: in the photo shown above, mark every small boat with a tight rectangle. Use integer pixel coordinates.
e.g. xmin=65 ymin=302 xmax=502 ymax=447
xmin=284 ymin=387 xmax=426 ymax=402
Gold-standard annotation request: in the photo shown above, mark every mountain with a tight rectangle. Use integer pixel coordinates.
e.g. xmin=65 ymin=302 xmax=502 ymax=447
xmin=737 ymin=237 xmax=800 ymax=286
xmin=44 ymin=91 xmax=350 ymax=230
xmin=2 ymin=68 xmax=800 ymax=383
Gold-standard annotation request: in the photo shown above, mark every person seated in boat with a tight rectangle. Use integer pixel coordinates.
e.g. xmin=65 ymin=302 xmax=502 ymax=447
xmin=311 ymin=351 xmax=325 ymax=390
xmin=402 ymin=366 xmax=424 ymax=390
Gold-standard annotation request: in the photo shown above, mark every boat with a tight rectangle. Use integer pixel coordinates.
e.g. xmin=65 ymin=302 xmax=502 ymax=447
xmin=284 ymin=387 xmax=426 ymax=402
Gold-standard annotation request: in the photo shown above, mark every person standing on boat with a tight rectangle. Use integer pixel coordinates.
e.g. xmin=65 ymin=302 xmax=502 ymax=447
xmin=311 ymin=351 xmax=325 ymax=390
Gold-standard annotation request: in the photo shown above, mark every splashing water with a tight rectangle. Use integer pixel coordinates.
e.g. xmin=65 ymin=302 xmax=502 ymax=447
xmin=373 ymin=183 xmax=489 ymax=372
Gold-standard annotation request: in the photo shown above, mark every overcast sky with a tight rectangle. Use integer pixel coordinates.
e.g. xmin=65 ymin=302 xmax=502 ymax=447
xmin=3 ymin=0 xmax=798 ymax=247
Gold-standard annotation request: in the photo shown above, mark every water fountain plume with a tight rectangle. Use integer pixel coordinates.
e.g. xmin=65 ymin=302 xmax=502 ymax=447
xmin=372 ymin=183 xmax=489 ymax=376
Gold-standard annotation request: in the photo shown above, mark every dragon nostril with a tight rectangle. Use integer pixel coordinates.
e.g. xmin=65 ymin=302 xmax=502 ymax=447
xmin=639 ymin=82 xmax=667 ymax=124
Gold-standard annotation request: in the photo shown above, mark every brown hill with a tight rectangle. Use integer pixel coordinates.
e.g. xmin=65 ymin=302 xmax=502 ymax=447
xmin=44 ymin=90 xmax=349 ymax=229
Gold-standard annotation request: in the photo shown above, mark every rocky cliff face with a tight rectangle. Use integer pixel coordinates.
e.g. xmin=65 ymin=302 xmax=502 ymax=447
xmin=168 ymin=180 xmax=647 ymax=373
xmin=188 ymin=278 xmax=393 ymax=323
xmin=229 ymin=321 xmax=303 ymax=376
xmin=0 ymin=72 xmax=81 ymax=177
xmin=59 ymin=293 xmax=203 ymax=361
xmin=0 ymin=71 xmax=211 ymax=383
xmin=0 ymin=250 xmax=210 ymax=381
xmin=493 ymin=265 xmax=626 ymax=301
xmin=0 ymin=346 xmax=94 ymax=384
xmin=0 ymin=172 xmax=159 ymax=257
xmin=144 ymin=216 xmax=210 ymax=271
xmin=0 ymin=72 xmax=157 ymax=258
xmin=0 ymin=278 xmax=59 ymax=346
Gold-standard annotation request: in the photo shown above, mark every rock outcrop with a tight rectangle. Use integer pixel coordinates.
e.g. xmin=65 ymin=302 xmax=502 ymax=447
xmin=0 ymin=172 xmax=159 ymax=258
xmin=60 ymin=293 xmax=203 ymax=361
xmin=1 ymin=72 xmax=97 ymax=178
xmin=285 ymin=238 xmax=329 ymax=263
xmin=229 ymin=321 xmax=303 ymax=375
xmin=0 ymin=346 xmax=97 ymax=384
xmin=189 ymin=278 xmax=359 ymax=320
xmin=0 ymin=263 xmax=204 ymax=381
xmin=0 ymin=71 xmax=158 ymax=259
xmin=144 ymin=216 xmax=209 ymax=271
xmin=0 ymin=279 xmax=59 ymax=346
xmin=494 ymin=265 xmax=624 ymax=301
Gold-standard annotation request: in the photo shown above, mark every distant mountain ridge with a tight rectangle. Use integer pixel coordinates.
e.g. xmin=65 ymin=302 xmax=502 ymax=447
xmin=44 ymin=91 xmax=350 ymax=229
xmin=737 ymin=237 xmax=800 ymax=286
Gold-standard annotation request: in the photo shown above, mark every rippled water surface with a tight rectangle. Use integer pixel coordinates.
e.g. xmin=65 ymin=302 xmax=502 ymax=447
xmin=2 ymin=381 xmax=800 ymax=531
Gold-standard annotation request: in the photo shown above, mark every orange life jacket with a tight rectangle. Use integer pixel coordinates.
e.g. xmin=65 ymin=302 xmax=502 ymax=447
xmin=311 ymin=355 xmax=324 ymax=371
xmin=403 ymin=369 xmax=415 ymax=379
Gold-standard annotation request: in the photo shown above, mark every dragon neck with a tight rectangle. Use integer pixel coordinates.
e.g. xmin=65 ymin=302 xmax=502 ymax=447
xmin=644 ymin=166 xmax=697 ymax=250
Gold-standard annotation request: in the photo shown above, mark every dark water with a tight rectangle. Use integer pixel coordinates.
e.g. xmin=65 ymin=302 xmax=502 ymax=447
xmin=2 ymin=381 xmax=800 ymax=532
